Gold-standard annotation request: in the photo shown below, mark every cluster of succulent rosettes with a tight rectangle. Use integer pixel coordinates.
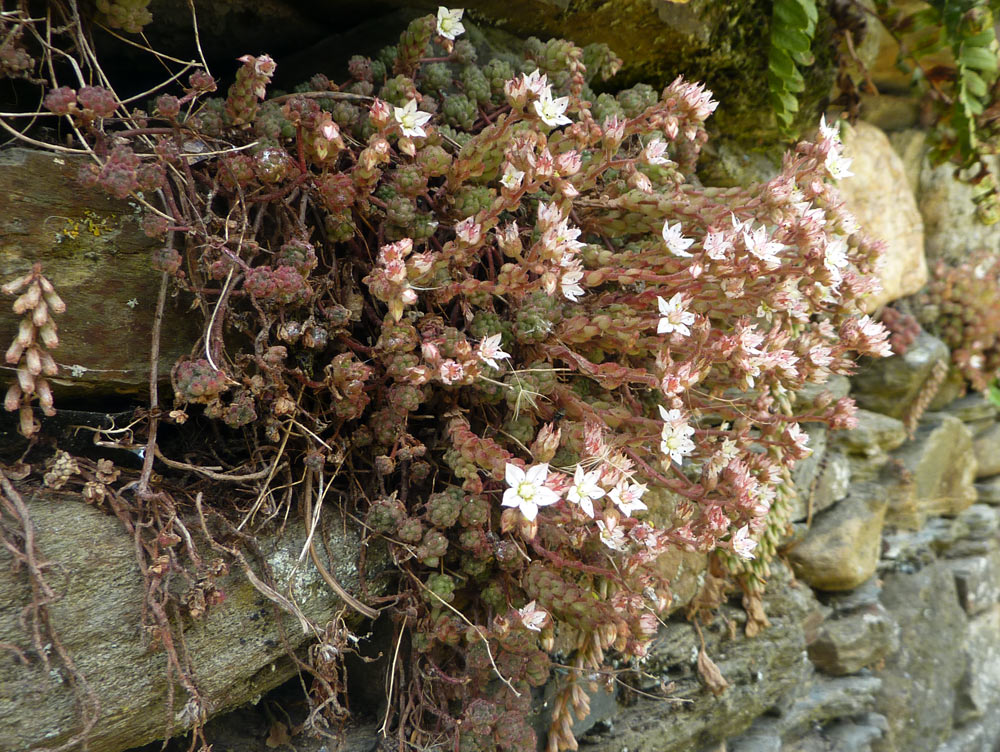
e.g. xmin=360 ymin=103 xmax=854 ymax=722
xmin=880 ymin=306 xmax=922 ymax=356
xmin=0 ymin=18 xmax=35 ymax=80
xmin=2 ymin=265 xmax=65 ymax=437
xmin=914 ymin=249 xmax=1000 ymax=391
xmin=33 ymin=7 xmax=898 ymax=748
xmin=94 ymin=0 xmax=153 ymax=34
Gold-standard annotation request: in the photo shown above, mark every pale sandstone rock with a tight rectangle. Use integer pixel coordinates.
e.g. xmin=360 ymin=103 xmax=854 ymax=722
xmin=787 ymin=483 xmax=889 ymax=591
xmin=838 ymin=121 xmax=927 ymax=312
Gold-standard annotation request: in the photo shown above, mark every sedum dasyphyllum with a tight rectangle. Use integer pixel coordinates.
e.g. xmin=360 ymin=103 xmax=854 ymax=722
xmin=37 ymin=10 xmax=894 ymax=751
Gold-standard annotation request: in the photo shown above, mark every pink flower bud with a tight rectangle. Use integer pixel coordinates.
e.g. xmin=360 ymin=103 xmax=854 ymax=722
xmin=369 ymin=98 xmax=391 ymax=128
xmin=398 ymin=136 xmax=416 ymax=157
xmin=38 ymin=321 xmax=59 ymax=350
xmin=25 ymin=346 xmax=41 ymax=376
xmin=554 ymin=150 xmax=581 ymax=175
xmin=13 ymin=283 xmax=41 ymax=314
xmin=4 ymin=383 xmax=21 ymax=412
xmin=39 ymin=350 xmax=58 ymax=376
xmin=530 ymin=422 xmax=562 ymax=463
xmin=32 ymin=302 xmax=49 ymax=328
xmin=19 ymin=404 xmax=37 ymax=437
xmin=5 ymin=339 xmax=24 ymax=365
xmin=16 ymin=365 xmax=34 ymax=393
xmin=36 ymin=378 xmax=54 ymax=416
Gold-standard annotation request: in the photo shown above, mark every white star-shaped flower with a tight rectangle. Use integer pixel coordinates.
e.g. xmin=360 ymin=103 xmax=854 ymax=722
xmin=533 ymin=87 xmax=572 ymax=128
xmin=517 ymin=600 xmax=549 ymax=631
xmin=502 ymin=462 xmax=561 ymax=521
xmin=561 ymin=268 xmax=585 ymax=301
xmin=596 ymin=517 xmax=628 ymax=551
xmin=818 ymin=115 xmax=840 ymax=143
xmin=643 ymin=138 xmax=669 ymax=165
xmin=436 ymin=7 xmax=465 ymax=40
xmin=476 ymin=333 xmax=510 ymax=370
xmin=742 ymin=224 xmax=783 ymax=267
xmin=703 ymin=231 xmax=730 ymax=261
xmin=393 ymin=99 xmax=432 ymax=138
xmin=500 ymin=163 xmax=525 ymax=191
xmin=609 ymin=481 xmax=648 ymax=517
xmin=662 ymin=221 xmax=694 ymax=257
xmin=825 ymin=150 xmax=853 ymax=181
xmin=566 ymin=465 xmax=605 ymax=518
xmin=658 ymin=405 xmax=695 ymax=466
xmin=732 ymin=525 xmax=757 ymax=560
xmin=657 ymin=293 xmax=695 ymax=337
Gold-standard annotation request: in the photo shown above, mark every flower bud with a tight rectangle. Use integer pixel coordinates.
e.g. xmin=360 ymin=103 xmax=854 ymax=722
xmin=530 ymin=422 xmax=561 ymax=463
xmin=369 ymin=98 xmax=391 ymax=128
xmin=4 ymin=383 xmax=21 ymax=412
xmin=540 ymin=628 xmax=555 ymax=652
xmin=13 ymin=282 xmax=41 ymax=314
xmin=518 ymin=516 xmax=539 ymax=540
xmin=39 ymin=350 xmax=58 ymax=376
xmin=398 ymin=136 xmax=416 ymax=157
xmin=19 ymin=404 xmax=37 ymax=437
xmin=25 ymin=346 xmax=41 ymax=376
xmin=39 ymin=321 xmax=59 ymax=349
xmin=5 ymin=339 xmax=24 ymax=365
xmin=497 ymin=222 xmax=522 ymax=257
xmin=1 ymin=272 xmax=31 ymax=296
xmin=16 ymin=365 xmax=34 ymax=393
xmin=500 ymin=507 xmax=520 ymax=534
xmin=42 ymin=288 xmax=66 ymax=314
xmin=36 ymin=378 xmax=54 ymax=416
xmin=32 ymin=302 xmax=49 ymax=327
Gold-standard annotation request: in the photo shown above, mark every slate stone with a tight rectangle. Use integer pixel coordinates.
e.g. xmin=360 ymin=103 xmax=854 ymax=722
xmin=874 ymin=562 xmax=969 ymax=752
xmin=974 ymin=475 xmax=1000 ymax=505
xmin=851 ymin=331 xmax=950 ymax=420
xmin=943 ymin=393 xmax=999 ymax=424
xmin=807 ymin=604 xmax=900 ymax=676
xmin=577 ymin=563 xmax=820 ymax=752
xmin=954 ymin=605 xmax=1000 ymax=725
xmin=0 ymin=486 xmax=383 ymax=752
xmin=948 ymin=550 xmax=1000 ymax=616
